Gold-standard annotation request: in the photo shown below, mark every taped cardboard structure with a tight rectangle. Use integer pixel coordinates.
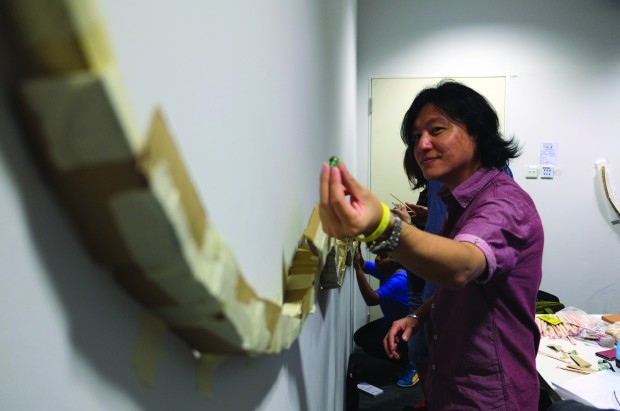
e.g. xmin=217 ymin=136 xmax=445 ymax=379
xmin=6 ymin=0 xmax=348 ymax=357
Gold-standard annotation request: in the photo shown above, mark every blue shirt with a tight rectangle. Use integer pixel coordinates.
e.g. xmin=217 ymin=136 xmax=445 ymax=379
xmin=420 ymin=179 xmax=447 ymax=300
xmin=426 ymin=168 xmax=544 ymax=411
xmin=363 ymin=261 xmax=409 ymax=326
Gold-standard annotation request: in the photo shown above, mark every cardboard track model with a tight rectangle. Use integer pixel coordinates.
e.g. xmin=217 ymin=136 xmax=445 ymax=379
xmin=6 ymin=0 xmax=353 ymax=357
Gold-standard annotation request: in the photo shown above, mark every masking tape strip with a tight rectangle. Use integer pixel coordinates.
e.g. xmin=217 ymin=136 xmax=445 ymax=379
xmin=197 ymin=354 xmax=225 ymax=399
xmin=270 ymin=314 xmax=301 ymax=351
xmin=130 ymin=311 xmax=167 ymax=387
xmin=141 ymin=111 xmax=207 ymax=247
xmin=246 ymin=356 xmax=257 ymax=369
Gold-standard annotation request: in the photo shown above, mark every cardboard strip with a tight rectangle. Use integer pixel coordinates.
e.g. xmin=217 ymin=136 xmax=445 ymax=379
xmin=130 ymin=312 xmax=168 ymax=387
xmin=569 ymin=354 xmax=591 ymax=368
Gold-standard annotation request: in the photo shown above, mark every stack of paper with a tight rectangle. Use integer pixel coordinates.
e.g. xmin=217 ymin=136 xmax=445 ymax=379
xmin=552 ymin=370 xmax=620 ymax=409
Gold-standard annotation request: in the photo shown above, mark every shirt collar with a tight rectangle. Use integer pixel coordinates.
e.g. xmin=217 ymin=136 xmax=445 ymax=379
xmin=438 ymin=168 xmax=503 ymax=209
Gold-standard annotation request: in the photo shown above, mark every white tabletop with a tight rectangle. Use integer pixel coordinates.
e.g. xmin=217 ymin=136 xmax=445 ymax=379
xmin=537 ymin=336 xmax=609 ymax=389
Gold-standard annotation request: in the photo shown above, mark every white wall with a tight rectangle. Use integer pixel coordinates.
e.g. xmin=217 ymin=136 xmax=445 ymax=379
xmin=0 ymin=1 xmax=360 ymax=410
xmin=357 ymin=0 xmax=620 ymax=313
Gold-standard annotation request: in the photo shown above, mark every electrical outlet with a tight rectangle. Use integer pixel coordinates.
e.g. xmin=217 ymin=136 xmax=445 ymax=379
xmin=526 ymin=165 xmax=539 ymax=179
xmin=540 ymin=165 xmax=554 ymax=179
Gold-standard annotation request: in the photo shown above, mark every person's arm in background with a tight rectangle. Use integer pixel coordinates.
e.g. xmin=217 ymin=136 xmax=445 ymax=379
xmin=392 ymin=203 xmax=428 ymax=228
xmin=383 ymin=296 xmax=433 ymax=360
xmin=353 ymin=248 xmax=380 ymax=306
xmin=406 ymin=270 xmax=425 ymax=313
xmin=393 ymin=204 xmax=427 ymax=312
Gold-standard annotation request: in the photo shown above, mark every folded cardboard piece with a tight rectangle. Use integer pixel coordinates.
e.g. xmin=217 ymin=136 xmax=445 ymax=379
xmin=10 ymin=0 xmax=332 ymax=356
xmin=5 ymin=0 xmax=112 ymax=74
xmin=319 ymin=238 xmax=356 ymax=289
xmin=303 ymin=205 xmax=357 ymax=289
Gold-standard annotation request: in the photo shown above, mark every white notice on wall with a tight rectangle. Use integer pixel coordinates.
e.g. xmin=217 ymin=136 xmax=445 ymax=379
xmin=540 ymin=142 xmax=558 ymax=165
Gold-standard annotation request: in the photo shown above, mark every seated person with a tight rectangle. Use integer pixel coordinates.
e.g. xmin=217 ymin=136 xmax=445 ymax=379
xmin=352 ymin=248 xmax=419 ymax=386
xmin=392 ymin=180 xmax=444 ymax=393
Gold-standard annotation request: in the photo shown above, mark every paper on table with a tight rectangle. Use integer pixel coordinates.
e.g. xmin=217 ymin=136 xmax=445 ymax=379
xmin=552 ymin=370 xmax=620 ymax=409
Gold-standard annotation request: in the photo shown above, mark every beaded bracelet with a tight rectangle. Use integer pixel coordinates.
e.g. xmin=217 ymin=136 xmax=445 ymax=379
xmin=355 ymin=202 xmax=391 ymax=243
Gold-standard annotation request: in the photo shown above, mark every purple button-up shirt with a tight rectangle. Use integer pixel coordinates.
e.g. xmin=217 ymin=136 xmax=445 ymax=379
xmin=425 ymin=168 xmax=544 ymax=411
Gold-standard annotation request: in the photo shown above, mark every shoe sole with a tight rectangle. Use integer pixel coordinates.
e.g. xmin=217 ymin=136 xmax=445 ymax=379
xmin=396 ymin=376 xmax=419 ymax=387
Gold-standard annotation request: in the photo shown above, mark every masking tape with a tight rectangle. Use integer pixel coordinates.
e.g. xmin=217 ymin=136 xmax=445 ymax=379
xmin=130 ymin=311 xmax=167 ymax=387
xmin=196 ymin=354 xmax=225 ymax=399
xmin=141 ymin=111 xmax=207 ymax=247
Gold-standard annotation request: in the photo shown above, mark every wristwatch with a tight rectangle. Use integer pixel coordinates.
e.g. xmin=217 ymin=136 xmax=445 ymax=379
xmin=368 ymin=213 xmax=402 ymax=254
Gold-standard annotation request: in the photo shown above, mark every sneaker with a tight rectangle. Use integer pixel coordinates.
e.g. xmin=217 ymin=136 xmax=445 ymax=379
xmin=396 ymin=365 xmax=419 ymax=387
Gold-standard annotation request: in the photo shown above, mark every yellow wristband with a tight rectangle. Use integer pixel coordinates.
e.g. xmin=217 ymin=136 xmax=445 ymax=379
xmin=356 ymin=202 xmax=391 ymax=243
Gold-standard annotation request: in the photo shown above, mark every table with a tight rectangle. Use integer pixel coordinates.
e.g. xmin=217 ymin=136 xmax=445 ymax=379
xmin=537 ymin=337 xmax=609 ymax=398
xmin=536 ymin=315 xmax=617 ymax=404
